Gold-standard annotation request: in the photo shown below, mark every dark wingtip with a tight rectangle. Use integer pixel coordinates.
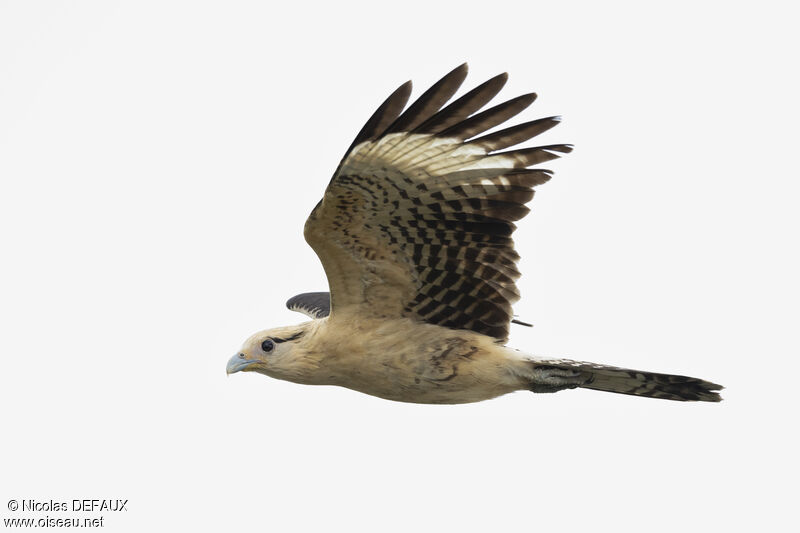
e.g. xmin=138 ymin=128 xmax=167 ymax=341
xmin=516 ymin=92 xmax=538 ymax=108
xmin=397 ymin=80 xmax=413 ymax=98
xmin=539 ymin=144 xmax=574 ymax=156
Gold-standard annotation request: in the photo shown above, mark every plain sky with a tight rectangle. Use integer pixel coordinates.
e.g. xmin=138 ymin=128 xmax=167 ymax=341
xmin=1 ymin=1 xmax=798 ymax=531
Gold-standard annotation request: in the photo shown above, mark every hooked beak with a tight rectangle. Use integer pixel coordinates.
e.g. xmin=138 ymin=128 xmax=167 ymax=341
xmin=226 ymin=352 xmax=257 ymax=375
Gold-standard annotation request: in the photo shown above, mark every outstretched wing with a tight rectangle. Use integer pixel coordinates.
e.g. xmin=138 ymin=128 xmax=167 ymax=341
xmin=286 ymin=292 xmax=331 ymax=319
xmin=304 ymin=63 xmax=570 ymax=342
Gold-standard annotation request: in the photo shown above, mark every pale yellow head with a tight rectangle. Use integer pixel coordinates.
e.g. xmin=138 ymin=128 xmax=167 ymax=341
xmin=226 ymin=323 xmax=314 ymax=382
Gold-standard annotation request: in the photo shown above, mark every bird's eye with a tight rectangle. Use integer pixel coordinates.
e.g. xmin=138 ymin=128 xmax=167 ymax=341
xmin=261 ymin=339 xmax=275 ymax=353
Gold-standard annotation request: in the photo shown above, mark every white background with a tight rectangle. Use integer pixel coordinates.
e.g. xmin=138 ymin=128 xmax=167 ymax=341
xmin=1 ymin=1 xmax=798 ymax=531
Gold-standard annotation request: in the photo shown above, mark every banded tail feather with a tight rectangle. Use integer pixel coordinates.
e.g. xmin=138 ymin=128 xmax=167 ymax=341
xmin=531 ymin=359 xmax=723 ymax=402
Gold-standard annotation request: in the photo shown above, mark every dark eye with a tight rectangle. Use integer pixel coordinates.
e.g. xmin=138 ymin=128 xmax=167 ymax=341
xmin=261 ymin=339 xmax=274 ymax=353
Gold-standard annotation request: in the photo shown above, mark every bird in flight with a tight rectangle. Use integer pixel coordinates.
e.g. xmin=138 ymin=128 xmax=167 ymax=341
xmin=226 ymin=64 xmax=723 ymax=403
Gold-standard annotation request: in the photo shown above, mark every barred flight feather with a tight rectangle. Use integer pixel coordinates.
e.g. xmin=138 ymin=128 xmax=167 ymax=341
xmin=305 ymin=64 xmax=569 ymax=342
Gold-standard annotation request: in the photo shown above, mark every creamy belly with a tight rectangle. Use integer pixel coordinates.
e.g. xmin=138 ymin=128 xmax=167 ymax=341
xmin=313 ymin=316 xmax=528 ymax=404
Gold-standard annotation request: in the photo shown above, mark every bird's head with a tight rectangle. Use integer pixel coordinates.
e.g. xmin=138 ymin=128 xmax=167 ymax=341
xmin=226 ymin=323 xmax=314 ymax=382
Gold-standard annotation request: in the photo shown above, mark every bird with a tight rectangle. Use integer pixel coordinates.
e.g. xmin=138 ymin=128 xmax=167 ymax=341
xmin=226 ymin=63 xmax=723 ymax=404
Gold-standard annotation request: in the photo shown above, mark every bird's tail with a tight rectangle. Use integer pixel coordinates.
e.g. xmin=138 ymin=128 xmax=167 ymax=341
xmin=529 ymin=358 xmax=723 ymax=402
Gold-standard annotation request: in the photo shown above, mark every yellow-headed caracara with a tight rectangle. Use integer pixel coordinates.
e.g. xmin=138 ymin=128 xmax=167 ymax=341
xmin=226 ymin=64 xmax=723 ymax=404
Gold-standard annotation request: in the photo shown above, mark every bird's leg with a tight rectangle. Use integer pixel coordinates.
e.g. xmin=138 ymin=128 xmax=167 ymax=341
xmin=528 ymin=365 xmax=587 ymax=394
